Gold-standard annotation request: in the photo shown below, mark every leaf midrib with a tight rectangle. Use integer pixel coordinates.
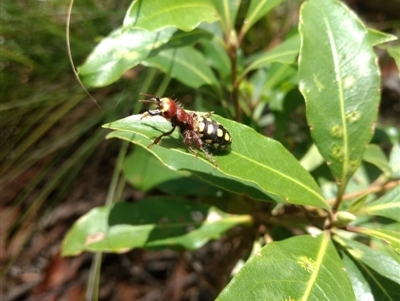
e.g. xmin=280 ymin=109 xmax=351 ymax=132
xmin=232 ymin=149 xmax=326 ymax=204
xmin=323 ymin=15 xmax=349 ymax=185
xmin=108 ymin=125 xmax=327 ymax=206
xmin=300 ymin=232 xmax=330 ymax=301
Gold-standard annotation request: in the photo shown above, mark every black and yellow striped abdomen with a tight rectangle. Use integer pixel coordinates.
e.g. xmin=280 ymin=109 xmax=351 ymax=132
xmin=197 ymin=116 xmax=232 ymax=149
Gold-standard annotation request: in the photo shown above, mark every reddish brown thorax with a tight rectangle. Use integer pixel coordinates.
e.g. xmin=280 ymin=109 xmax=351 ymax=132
xmin=145 ymin=97 xmax=196 ymax=132
xmin=158 ymin=98 xmax=177 ymax=119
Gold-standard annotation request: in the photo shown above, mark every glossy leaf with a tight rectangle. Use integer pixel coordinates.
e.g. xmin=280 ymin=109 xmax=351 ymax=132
xmin=366 ymin=28 xmax=397 ymax=46
xmin=243 ymin=34 xmax=300 ymax=78
xmin=257 ymin=63 xmax=297 ymax=95
xmin=348 ymin=194 xmax=368 ymax=213
xmin=103 ymin=114 xmax=328 ymax=209
xmin=363 ymin=144 xmax=392 ymax=177
xmin=142 ymin=46 xmax=221 ymax=94
xmin=165 ymin=28 xmax=214 ymax=48
xmin=212 ymin=0 xmax=241 ymax=33
xmin=123 ymin=0 xmax=219 ymax=32
xmin=338 ymin=236 xmax=400 ymax=285
xmin=300 ymin=144 xmax=324 ymax=172
xmin=299 ymin=0 xmax=380 ymax=187
xmin=389 ymin=143 xmax=400 ymax=177
xmin=340 ymin=251 xmax=379 ymax=301
xmin=358 ymin=186 xmax=400 ymax=222
xmin=78 ymin=27 xmax=176 ymax=87
xmin=124 ymin=147 xmax=185 ymax=191
xmin=200 ymin=39 xmax=231 ymax=79
xmin=123 ymin=147 xmax=221 ymax=196
xmin=387 ymin=45 xmax=400 ymax=79
xmin=369 ymin=223 xmax=400 ymax=265
xmin=352 ymin=226 xmax=400 ymax=255
xmin=62 ymin=198 xmax=251 ymax=256
xmin=216 ymin=233 xmax=355 ymax=301
xmin=105 ymin=118 xmax=270 ymax=202
xmin=241 ymin=0 xmax=285 ymax=37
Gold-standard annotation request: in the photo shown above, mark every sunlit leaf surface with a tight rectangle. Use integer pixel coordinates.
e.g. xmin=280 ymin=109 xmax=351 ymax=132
xmin=103 ymin=114 xmax=328 ymax=209
xmin=299 ymin=0 xmax=380 ymax=187
xmin=62 ymin=198 xmax=251 ymax=256
xmin=358 ymin=186 xmax=400 ymax=222
xmin=123 ymin=0 xmax=219 ymax=31
xmin=78 ymin=27 xmax=176 ymax=87
xmin=217 ymin=233 xmax=355 ymax=301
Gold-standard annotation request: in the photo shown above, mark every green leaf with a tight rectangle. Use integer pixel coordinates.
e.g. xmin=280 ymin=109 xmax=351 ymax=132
xmin=352 ymin=226 xmax=400 ymax=255
xmin=337 ymin=236 xmax=400 ymax=285
xmin=300 ymin=144 xmax=324 ymax=172
xmin=241 ymin=0 xmax=285 ymax=37
xmin=363 ymin=144 xmax=393 ymax=177
xmin=358 ymin=186 xmax=400 ymax=222
xmin=103 ymin=114 xmax=328 ymax=209
xmin=243 ymin=34 xmax=300 ymax=78
xmin=390 ymin=144 xmax=400 ymax=177
xmin=257 ymin=63 xmax=297 ymax=94
xmin=200 ymin=39 xmax=231 ymax=79
xmin=107 ymin=130 xmax=270 ymax=201
xmin=62 ymin=198 xmax=251 ymax=256
xmin=165 ymin=28 xmax=214 ymax=48
xmin=299 ymin=0 xmax=380 ymax=187
xmin=123 ymin=147 xmax=221 ymax=196
xmin=123 ymin=0 xmax=219 ymax=32
xmin=387 ymin=44 xmax=400 ymax=79
xmin=124 ymin=147 xmax=184 ymax=190
xmin=348 ymin=193 xmax=368 ymax=213
xmin=78 ymin=27 xmax=176 ymax=87
xmin=340 ymin=250 xmax=398 ymax=301
xmin=369 ymin=223 xmax=400 ymax=265
xmin=211 ymin=0 xmax=241 ymax=33
xmin=367 ymin=28 xmax=397 ymax=46
xmin=216 ymin=233 xmax=355 ymax=301
xmin=384 ymin=126 xmax=400 ymax=145
xmin=142 ymin=46 xmax=221 ymax=94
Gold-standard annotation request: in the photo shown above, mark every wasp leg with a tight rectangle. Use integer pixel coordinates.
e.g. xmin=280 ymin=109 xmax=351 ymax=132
xmin=202 ymin=111 xmax=214 ymax=118
xmin=140 ymin=112 xmax=150 ymax=119
xmin=184 ymin=130 xmax=218 ymax=168
xmin=199 ymin=146 xmax=218 ymax=168
xmin=149 ymin=126 xmax=176 ymax=148
xmin=183 ymin=130 xmax=198 ymax=155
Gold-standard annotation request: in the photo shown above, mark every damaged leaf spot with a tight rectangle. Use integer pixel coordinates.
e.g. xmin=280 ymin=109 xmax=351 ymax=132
xmin=298 ymin=256 xmax=316 ymax=273
xmin=85 ymin=232 xmax=106 ymax=245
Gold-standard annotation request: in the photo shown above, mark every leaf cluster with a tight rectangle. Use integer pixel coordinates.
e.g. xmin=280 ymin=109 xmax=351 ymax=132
xmin=62 ymin=0 xmax=400 ymax=300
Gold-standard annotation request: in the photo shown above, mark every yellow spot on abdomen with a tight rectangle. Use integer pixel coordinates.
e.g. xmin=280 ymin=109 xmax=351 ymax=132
xmin=207 ymin=124 xmax=213 ymax=135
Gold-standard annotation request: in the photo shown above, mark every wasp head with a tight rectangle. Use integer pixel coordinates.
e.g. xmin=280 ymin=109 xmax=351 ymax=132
xmin=140 ymin=95 xmax=177 ymax=120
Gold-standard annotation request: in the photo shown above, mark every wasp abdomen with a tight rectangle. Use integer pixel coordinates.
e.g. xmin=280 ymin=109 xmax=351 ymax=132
xmin=197 ymin=117 xmax=232 ymax=149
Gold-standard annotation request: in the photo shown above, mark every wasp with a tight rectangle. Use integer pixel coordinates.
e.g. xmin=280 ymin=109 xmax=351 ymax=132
xmin=140 ymin=95 xmax=232 ymax=167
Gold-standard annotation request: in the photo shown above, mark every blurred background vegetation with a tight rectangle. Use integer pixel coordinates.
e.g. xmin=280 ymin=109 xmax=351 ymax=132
xmin=1 ymin=0 xmax=399 ymax=300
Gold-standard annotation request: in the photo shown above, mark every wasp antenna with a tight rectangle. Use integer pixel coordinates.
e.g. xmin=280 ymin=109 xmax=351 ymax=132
xmin=140 ymin=92 xmax=157 ymax=98
xmin=139 ymin=97 xmax=162 ymax=104
xmin=139 ymin=99 xmax=157 ymax=104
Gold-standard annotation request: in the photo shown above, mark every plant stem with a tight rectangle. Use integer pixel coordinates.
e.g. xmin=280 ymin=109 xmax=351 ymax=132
xmin=328 ymin=178 xmax=400 ymax=205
